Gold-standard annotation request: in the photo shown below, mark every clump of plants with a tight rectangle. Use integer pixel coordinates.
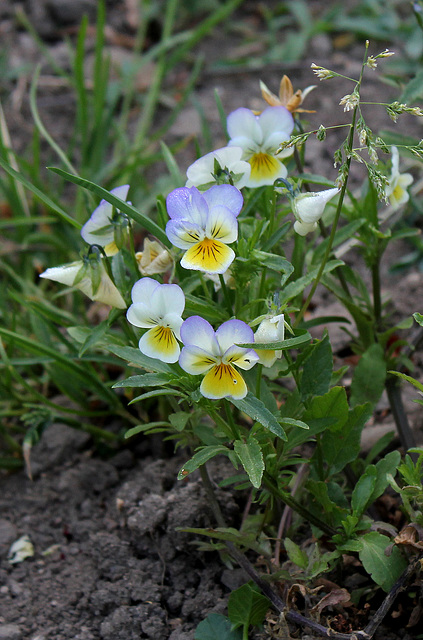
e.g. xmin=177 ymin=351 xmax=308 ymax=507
xmin=2 ymin=13 xmax=423 ymax=638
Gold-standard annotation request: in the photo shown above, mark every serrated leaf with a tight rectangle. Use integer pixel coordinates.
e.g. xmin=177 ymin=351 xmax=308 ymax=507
xmin=305 ymin=386 xmax=349 ymax=432
xmin=358 ymin=532 xmax=407 ymax=591
xmin=230 ymin=392 xmax=286 ymax=440
xmin=233 ymin=438 xmax=264 ymax=488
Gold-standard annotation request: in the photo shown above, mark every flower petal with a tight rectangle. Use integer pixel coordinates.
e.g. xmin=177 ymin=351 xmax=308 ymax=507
xmin=81 ymin=185 xmax=130 ymax=246
xmin=216 ymin=319 xmax=255 ymax=353
xmin=130 ymin=277 xmax=160 ymax=304
xmin=205 ymin=205 xmax=238 ymax=243
xmin=139 ymin=326 xmax=180 ymax=363
xmin=180 ymin=316 xmax=219 ymax=353
xmin=166 ymin=219 xmax=204 ymax=249
xmin=200 ymin=363 xmax=248 ymax=399
xmin=227 ymin=108 xmax=262 ymax=144
xmin=181 ymin=239 xmax=235 ymax=274
xmin=248 ymin=153 xmax=287 ymax=187
xmin=166 ymin=186 xmax=208 ymax=225
xmin=223 ymin=345 xmax=259 ymax=370
xmin=258 ymin=106 xmax=294 ymax=142
xmin=203 ymin=184 xmax=243 ymax=218
xmin=179 ymin=344 xmax=218 ymax=374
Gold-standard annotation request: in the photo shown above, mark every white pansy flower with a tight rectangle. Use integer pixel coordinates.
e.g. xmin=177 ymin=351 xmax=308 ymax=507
xmin=40 ymin=260 xmax=126 ymax=308
xmin=254 ymin=314 xmax=285 ymax=367
xmin=126 ymin=278 xmax=185 ymax=363
xmin=292 ymin=187 xmax=339 ymax=236
xmin=385 ymin=146 xmax=413 ymax=210
xmin=80 ymin=185 xmax=130 ymax=254
xmin=186 ymin=146 xmax=251 ymax=190
xmin=227 ymin=106 xmax=294 ymax=188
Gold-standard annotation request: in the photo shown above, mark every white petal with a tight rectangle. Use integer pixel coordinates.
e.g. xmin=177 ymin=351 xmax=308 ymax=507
xmin=39 ymin=262 xmax=83 ymax=286
xmin=130 ymin=277 xmax=160 ymax=304
xmin=227 ymin=108 xmax=262 ymax=144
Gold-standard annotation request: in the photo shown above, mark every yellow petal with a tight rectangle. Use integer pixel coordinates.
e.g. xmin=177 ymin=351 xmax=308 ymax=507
xmin=249 ymin=153 xmax=284 ymax=184
xmin=279 ymin=75 xmax=294 ymax=106
xmin=200 ymin=363 xmax=247 ymax=399
xmin=181 ymin=238 xmax=234 ymax=274
xmin=140 ymin=325 xmax=180 ymax=363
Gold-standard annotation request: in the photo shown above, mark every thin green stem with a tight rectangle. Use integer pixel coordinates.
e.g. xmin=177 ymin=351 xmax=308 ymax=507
xmin=294 ymin=45 xmax=370 ymax=329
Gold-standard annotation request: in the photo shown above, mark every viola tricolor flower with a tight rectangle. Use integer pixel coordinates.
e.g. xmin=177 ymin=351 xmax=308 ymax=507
xmin=39 ymin=259 xmax=126 ymax=308
xmin=186 ymin=146 xmax=251 ymax=190
xmin=80 ymin=185 xmax=130 ymax=254
xmin=166 ymin=184 xmax=243 ymax=274
xmin=179 ymin=316 xmax=259 ymax=400
xmin=227 ymin=106 xmax=294 ymax=187
xmin=385 ymin=146 xmax=413 ymax=211
xmin=126 ymin=277 xmax=185 ymax=363
xmin=291 ymin=187 xmax=339 ymax=236
xmin=254 ymin=313 xmax=285 ymax=368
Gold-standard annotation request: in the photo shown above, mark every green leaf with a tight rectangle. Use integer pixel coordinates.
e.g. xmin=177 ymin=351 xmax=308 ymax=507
xmin=228 ymin=584 xmax=270 ymax=631
xmin=233 ymin=438 xmax=264 ymax=489
xmin=350 ymin=344 xmax=386 ymax=407
xmin=107 ymin=345 xmax=173 ymax=373
xmin=237 ymin=328 xmax=311 ymax=351
xmin=177 ymin=445 xmax=230 ymax=480
xmin=300 ymin=334 xmax=333 ymax=399
xmin=230 ymin=393 xmax=287 ymax=440
xmin=48 ymin=167 xmax=169 ymax=244
xmin=194 ymin=614 xmax=242 ymax=640
xmin=388 ymin=370 xmax=423 ymax=394
xmin=284 ymin=537 xmax=308 ymax=570
xmin=358 ymin=532 xmax=407 ymax=591
xmin=413 ymin=312 xmax=423 ymax=327
xmin=322 ymin=403 xmax=372 ymax=475
xmin=305 ymin=386 xmax=349 ymax=432
xmin=351 ymin=466 xmax=377 ymax=517
xmin=253 ymin=251 xmax=294 ymax=278
xmin=112 ymin=373 xmax=174 ymax=388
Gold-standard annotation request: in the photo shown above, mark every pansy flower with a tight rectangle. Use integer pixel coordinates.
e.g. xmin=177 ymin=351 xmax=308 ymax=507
xmin=254 ymin=313 xmax=285 ymax=368
xmin=40 ymin=259 xmax=126 ymax=308
xmin=179 ymin=316 xmax=259 ymax=400
xmin=80 ymin=185 xmax=130 ymax=254
xmin=166 ymin=184 xmax=243 ymax=274
xmin=385 ymin=146 xmax=413 ymax=211
xmin=126 ymin=277 xmax=185 ymax=363
xmin=227 ymin=106 xmax=294 ymax=188
xmin=291 ymin=187 xmax=339 ymax=236
xmin=186 ymin=146 xmax=251 ymax=190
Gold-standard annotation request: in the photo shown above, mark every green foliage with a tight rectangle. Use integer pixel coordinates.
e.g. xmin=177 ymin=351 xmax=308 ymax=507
xmin=227 ymin=584 xmax=270 ymax=639
xmin=194 ymin=613 xmax=242 ymax=640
